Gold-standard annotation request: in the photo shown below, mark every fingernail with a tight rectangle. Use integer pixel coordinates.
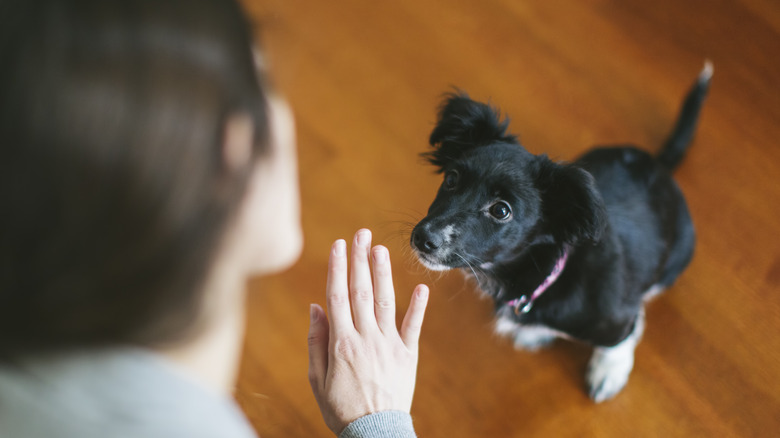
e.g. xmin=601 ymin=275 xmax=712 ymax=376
xmin=357 ymin=229 xmax=371 ymax=246
xmin=418 ymin=285 xmax=429 ymax=299
xmin=309 ymin=304 xmax=318 ymax=323
xmin=374 ymin=247 xmax=388 ymax=263
xmin=334 ymin=239 xmax=346 ymax=256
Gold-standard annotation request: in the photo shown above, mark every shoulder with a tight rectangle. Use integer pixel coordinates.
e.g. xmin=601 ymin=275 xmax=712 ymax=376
xmin=0 ymin=348 xmax=257 ymax=438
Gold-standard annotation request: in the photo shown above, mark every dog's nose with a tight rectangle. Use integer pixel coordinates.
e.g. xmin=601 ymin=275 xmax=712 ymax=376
xmin=412 ymin=227 xmax=442 ymax=253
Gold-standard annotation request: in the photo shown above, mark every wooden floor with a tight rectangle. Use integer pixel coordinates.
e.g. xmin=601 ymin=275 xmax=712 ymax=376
xmin=235 ymin=0 xmax=780 ymax=436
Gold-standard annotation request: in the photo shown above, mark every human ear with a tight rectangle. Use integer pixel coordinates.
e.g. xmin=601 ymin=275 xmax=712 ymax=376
xmin=222 ymin=113 xmax=254 ymax=171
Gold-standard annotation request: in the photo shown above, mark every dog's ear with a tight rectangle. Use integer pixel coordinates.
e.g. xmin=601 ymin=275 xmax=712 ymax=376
xmin=536 ymin=159 xmax=607 ymax=245
xmin=423 ymin=91 xmax=517 ymax=172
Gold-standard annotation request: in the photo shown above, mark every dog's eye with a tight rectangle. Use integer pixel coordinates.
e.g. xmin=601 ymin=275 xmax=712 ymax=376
xmin=443 ymin=171 xmax=459 ymax=190
xmin=489 ymin=201 xmax=512 ymax=220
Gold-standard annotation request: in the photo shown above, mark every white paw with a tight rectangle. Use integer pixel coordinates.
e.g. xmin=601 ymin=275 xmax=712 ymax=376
xmin=586 ymin=348 xmax=634 ymax=402
xmin=587 ymin=310 xmax=646 ymax=402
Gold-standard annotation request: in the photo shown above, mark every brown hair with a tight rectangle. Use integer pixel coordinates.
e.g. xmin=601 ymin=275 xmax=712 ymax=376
xmin=0 ymin=0 xmax=269 ymax=354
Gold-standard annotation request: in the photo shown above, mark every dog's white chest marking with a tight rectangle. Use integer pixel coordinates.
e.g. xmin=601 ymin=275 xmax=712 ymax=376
xmin=494 ymin=310 xmax=571 ymax=351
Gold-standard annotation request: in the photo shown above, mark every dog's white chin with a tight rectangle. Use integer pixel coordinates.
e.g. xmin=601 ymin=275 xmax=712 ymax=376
xmin=415 ymin=253 xmax=453 ymax=272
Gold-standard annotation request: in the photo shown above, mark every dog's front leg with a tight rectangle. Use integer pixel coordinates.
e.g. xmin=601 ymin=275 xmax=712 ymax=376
xmin=586 ymin=310 xmax=645 ymax=402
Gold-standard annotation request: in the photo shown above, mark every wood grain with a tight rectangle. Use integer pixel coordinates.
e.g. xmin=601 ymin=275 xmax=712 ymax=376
xmin=235 ymin=0 xmax=780 ymax=436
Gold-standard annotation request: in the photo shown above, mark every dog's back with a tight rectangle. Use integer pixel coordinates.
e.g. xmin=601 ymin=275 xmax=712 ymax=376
xmin=576 ymin=62 xmax=712 ymax=296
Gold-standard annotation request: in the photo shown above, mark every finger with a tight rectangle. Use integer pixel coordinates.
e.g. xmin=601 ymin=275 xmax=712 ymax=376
xmin=371 ymin=245 xmax=397 ymax=334
xmin=401 ymin=284 xmax=430 ymax=352
xmin=326 ymin=239 xmax=353 ymax=334
xmin=307 ymin=304 xmax=330 ymax=392
xmin=349 ymin=229 xmax=377 ymax=333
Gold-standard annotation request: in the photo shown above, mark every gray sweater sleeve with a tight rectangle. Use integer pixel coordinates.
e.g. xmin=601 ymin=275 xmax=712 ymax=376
xmin=338 ymin=411 xmax=417 ymax=438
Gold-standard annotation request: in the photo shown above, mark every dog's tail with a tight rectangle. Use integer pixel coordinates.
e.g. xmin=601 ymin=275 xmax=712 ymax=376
xmin=656 ymin=60 xmax=713 ymax=171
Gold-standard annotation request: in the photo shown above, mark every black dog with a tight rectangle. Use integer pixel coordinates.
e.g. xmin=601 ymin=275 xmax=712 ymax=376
xmin=411 ymin=63 xmax=711 ymax=402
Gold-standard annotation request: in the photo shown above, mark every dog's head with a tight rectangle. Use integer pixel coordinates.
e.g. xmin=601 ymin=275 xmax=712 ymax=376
xmin=411 ymin=92 xmax=606 ymax=271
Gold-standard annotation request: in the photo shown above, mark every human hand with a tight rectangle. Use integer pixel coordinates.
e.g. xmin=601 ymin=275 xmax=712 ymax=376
xmin=307 ymin=229 xmax=430 ymax=435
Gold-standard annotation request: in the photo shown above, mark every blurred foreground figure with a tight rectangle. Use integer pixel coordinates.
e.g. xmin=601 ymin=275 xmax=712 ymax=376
xmin=0 ymin=1 xmax=426 ymax=437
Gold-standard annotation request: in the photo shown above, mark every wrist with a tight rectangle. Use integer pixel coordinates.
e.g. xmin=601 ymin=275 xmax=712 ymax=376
xmin=338 ymin=410 xmax=416 ymax=438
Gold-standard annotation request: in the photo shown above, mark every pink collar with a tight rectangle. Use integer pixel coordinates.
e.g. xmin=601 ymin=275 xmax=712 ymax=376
xmin=507 ymin=247 xmax=570 ymax=315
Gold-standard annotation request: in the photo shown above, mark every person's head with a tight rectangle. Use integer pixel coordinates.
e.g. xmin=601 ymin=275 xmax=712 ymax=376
xmin=0 ymin=0 xmax=301 ymax=355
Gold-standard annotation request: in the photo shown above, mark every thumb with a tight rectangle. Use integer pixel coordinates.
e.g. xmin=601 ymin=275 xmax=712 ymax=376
xmin=307 ymin=304 xmax=329 ymax=392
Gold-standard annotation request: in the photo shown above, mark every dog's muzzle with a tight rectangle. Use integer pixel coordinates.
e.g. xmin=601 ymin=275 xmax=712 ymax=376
xmin=410 ymin=222 xmax=455 ymax=271
xmin=411 ymin=224 xmax=443 ymax=255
